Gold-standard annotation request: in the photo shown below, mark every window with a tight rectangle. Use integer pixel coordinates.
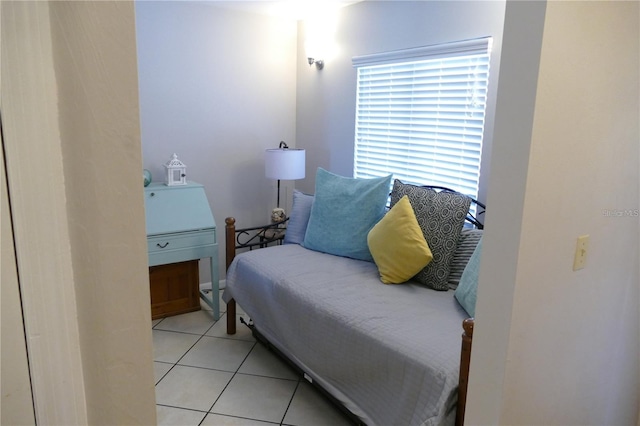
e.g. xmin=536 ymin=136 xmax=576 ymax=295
xmin=352 ymin=38 xmax=492 ymax=200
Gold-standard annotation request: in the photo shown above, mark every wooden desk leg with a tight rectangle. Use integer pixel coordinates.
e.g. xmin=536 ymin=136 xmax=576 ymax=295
xmin=227 ymin=299 xmax=236 ymax=335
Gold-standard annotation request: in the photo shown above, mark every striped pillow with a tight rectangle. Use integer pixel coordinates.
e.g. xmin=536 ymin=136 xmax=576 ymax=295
xmin=283 ymin=190 xmax=314 ymax=245
xmin=447 ymin=228 xmax=483 ymax=289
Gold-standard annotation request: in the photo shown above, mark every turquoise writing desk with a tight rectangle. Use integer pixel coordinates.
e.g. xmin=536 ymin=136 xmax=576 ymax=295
xmin=144 ymin=181 xmax=219 ymax=320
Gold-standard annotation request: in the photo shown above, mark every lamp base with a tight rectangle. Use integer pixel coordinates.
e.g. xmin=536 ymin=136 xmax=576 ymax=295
xmin=271 ymin=207 xmax=286 ymax=224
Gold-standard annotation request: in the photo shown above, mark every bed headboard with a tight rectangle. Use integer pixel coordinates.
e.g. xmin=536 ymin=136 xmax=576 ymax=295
xmin=226 ymin=185 xmax=485 ymax=269
xmin=224 ymin=218 xmax=287 ymax=269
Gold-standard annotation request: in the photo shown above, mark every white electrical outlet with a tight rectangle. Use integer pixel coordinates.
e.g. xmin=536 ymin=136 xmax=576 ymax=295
xmin=573 ymin=235 xmax=589 ymax=271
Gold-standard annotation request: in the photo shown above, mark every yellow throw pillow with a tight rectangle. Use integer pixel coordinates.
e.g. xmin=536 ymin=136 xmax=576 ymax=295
xmin=367 ymin=195 xmax=433 ymax=284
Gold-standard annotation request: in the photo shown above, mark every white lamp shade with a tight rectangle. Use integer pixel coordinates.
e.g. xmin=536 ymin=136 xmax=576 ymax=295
xmin=265 ymin=148 xmax=306 ymax=180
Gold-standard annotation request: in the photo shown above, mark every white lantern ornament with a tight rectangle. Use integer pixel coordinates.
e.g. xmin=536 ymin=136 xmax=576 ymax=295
xmin=164 ymin=153 xmax=187 ymax=186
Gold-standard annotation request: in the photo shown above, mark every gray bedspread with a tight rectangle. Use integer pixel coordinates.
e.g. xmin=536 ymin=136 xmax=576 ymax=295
xmin=223 ymin=244 xmax=468 ymax=426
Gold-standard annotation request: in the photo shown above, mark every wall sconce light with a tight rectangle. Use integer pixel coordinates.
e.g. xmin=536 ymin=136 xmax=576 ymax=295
xmin=307 ymin=57 xmax=324 ymax=70
xmin=305 ymin=12 xmax=334 ymax=71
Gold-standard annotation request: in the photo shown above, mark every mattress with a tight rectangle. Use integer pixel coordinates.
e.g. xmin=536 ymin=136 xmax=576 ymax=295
xmin=223 ymin=244 xmax=468 ymax=426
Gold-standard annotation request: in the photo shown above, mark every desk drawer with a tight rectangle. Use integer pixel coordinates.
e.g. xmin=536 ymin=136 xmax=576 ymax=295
xmin=147 ymin=229 xmax=215 ymax=254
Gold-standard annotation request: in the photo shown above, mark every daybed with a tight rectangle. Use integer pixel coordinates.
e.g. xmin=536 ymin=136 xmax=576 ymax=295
xmin=223 ymin=173 xmax=484 ymax=426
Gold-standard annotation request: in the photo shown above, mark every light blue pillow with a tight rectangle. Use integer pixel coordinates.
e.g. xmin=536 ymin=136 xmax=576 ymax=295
xmin=283 ymin=190 xmax=314 ymax=245
xmin=454 ymin=237 xmax=482 ymax=317
xmin=303 ymin=168 xmax=392 ymax=261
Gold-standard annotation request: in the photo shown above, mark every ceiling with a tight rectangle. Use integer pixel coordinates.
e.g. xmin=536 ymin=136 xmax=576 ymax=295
xmin=207 ymin=0 xmax=362 ymax=20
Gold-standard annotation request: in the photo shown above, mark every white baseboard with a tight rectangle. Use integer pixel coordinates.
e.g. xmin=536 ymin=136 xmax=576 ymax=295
xmin=200 ymin=280 xmax=226 ymax=291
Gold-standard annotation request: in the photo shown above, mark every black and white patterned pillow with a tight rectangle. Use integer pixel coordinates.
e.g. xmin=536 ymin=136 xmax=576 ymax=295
xmin=390 ymin=180 xmax=471 ymax=291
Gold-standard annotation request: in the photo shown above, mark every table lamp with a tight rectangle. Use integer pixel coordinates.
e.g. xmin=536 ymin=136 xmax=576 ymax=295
xmin=265 ymin=141 xmax=305 ymax=222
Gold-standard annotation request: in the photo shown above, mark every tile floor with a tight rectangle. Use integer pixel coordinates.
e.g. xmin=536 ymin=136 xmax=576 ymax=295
xmin=152 ymin=291 xmax=354 ymax=426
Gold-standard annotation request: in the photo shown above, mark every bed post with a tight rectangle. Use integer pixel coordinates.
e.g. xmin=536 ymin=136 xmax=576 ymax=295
xmin=225 ymin=217 xmax=237 ymax=335
xmin=456 ymin=317 xmax=474 ymax=426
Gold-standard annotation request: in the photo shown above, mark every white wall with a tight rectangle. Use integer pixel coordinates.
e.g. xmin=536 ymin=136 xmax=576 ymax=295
xmin=1 ymin=115 xmax=36 ymax=426
xmin=0 ymin=4 xmax=35 ymax=424
xmin=465 ymin=1 xmax=547 ymax=423
xmin=2 ymin=2 xmax=89 ymax=422
xmin=468 ymin=1 xmax=639 ymax=424
xmin=2 ymin=1 xmax=157 ymax=424
xmin=136 ymin=1 xmax=298 ymax=280
xmin=295 ymin=0 xmax=506 ymax=203
xmin=50 ymin=1 xmax=158 ymax=423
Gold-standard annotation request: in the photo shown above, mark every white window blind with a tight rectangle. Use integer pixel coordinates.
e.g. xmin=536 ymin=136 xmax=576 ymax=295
xmin=353 ymin=38 xmax=492 ymax=200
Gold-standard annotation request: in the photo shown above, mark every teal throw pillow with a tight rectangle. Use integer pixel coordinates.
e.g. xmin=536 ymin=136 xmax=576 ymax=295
xmin=283 ymin=190 xmax=314 ymax=245
xmin=454 ymin=237 xmax=482 ymax=317
xmin=303 ymin=168 xmax=392 ymax=261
